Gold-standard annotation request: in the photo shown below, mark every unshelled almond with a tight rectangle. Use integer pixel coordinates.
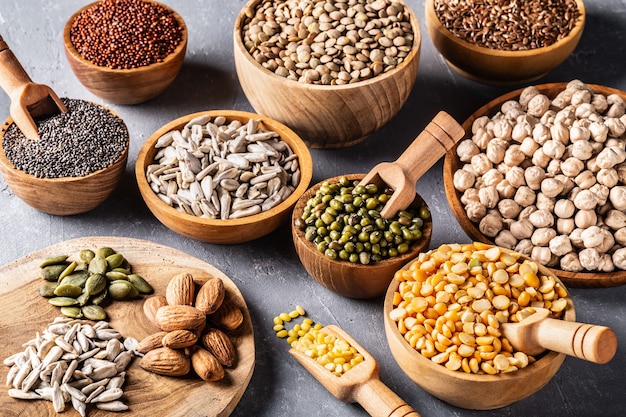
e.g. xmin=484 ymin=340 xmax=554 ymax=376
xmin=202 ymin=328 xmax=236 ymax=367
xmin=140 ymin=347 xmax=190 ymax=376
xmin=195 ymin=277 xmax=225 ymax=315
xmin=135 ymin=331 xmax=167 ymax=354
xmin=166 ymin=272 xmax=195 ymax=306
xmin=190 ymin=346 xmax=224 ymax=382
xmin=156 ymin=305 xmax=206 ymax=332
xmin=143 ymin=295 xmax=168 ymax=327
xmin=162 ymin=329 xmax=198 ymax=349
xmin=209 ymin=298 xmax=244 ymax=331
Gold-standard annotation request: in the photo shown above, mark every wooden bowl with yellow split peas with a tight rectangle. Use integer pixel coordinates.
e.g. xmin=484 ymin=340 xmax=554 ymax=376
xmin=383 ymin=242 xmax=575 ymax=410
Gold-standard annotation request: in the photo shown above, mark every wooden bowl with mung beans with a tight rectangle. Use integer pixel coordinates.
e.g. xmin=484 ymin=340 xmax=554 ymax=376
xmin=291 ymin=174 xmax=432 ymax=299
xmin=63 ymin=0 xmax=187 ymax=105
xmin=0 ymin=99 xmax=129 ymax=215
xmin=135 ymin=110 xmax=313 ymax=244
xmin=233 ymin=0 xmax=421 ymax=148
xmin=383 ymin=243 xmax=575 ymax=410
xmin=425 ymin=0 xmax=585 ymax=85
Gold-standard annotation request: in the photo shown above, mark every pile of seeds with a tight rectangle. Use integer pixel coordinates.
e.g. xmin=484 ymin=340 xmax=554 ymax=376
xmin=146 ymin=115 xmax=301 ymax=220
xmin=241 ymin=0 xmax=415 ymax=84
xmin=2 ymin=98 xmax=128 ymax=178
xmin=434 ymin=0 xmax=581 ymax=51
xmin=4 ymin=317 xmax=137 ymax=416
xmin=70 ymin=0 xmax=183 ymax=69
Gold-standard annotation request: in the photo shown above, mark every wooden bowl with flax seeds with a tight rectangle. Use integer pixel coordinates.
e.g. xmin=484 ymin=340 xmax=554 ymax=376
xmin=63 ymin=0 xmax=187 ymax=105
xmin=135 ymin=110 xmax=313 ymax=244
xmin=425 ymin=0 xmax=585 ymax=85
xmin=234 ymin=0 xmax=421 ymax=148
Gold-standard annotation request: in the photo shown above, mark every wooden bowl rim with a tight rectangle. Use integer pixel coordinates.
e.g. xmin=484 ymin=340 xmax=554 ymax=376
xmin=63 ymin=0 xmax=188 ymax=74
xmin=443 ymin=82 xmax=626 ymax=287
xmin=233 ymin=0 xmax=422 ymax=91
xmin=291 ymin=173 xmax=433 ymax=272
xmin=0 ymin=104 xmax=130 ymax=183
xmin=383 ymin=244 xmax=575 ymax=383
xmin=135 ymin=109 xmax=313 ymax=227
xmin=425 ymin=0 xmax=586 ymax=58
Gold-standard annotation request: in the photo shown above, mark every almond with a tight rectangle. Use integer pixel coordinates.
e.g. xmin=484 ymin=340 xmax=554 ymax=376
xmin=208 ymin=298 xmax=244 ymax=331
xmin=140 ymin=347 xmax=190 ymax=376
xmin=190 ymin=346 xmax=224 ymax=382
xmin=162 ymin=329 xmax=198 ymax=349
xmin=195 ymin=277 xmax=225 ymax=315
xmin=143 ymin=296 xmax=168 ymax=327
xmin=165 ymin=272 xmax=195 ymax=306
xmin=202 ymin=328 xmax=236 ymax=367
xmin=135 ymin=331 xmax=167 ymax=354
xmin=156 ymin=305 xmax=206 ymax=332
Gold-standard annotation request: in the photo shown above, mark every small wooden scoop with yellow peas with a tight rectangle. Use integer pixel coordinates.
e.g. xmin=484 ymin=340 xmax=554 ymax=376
xmin=285 ymin=317 xmax=421 ymax=417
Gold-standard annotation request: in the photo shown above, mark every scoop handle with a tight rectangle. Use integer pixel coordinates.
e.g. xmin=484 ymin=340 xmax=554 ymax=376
xmin=0 ymin=34 xmax=34 ymax=99
xmin=354 ymin=378 xmax=421 ymax=417
xmin=536 ymin=318 xmax=617 ymax=364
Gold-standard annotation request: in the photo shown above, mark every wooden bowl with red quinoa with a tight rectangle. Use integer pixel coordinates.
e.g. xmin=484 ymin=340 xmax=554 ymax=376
xmin=63 ymin=0 xmax=187 ymax=105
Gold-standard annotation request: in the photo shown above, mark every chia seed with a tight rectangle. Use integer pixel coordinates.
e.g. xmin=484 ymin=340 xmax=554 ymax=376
xmin=2 ymin=98 xmax=128 ymax=178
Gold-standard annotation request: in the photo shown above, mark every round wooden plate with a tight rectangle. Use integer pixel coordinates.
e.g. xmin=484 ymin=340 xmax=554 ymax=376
xmin=0 ymin=237 xmax=255 ymax=417
xmin=443 ymin=82 xmax=626 ymax=288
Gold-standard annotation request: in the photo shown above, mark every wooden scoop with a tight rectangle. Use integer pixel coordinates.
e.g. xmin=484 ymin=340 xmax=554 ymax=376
xmin=0 ymin=34 xmax=66 ymax=139
xmin=358 ymin=111 xmax=465 ymax=219
xmin=290 ymin=325 xmax=421 ymax=417
xmin=500 ymin=308 xmax=617 ymax=364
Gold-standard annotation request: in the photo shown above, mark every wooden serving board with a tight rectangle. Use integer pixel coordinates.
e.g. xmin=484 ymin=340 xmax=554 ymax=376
xmin=0 ymin=237 xmax=255 ymax=417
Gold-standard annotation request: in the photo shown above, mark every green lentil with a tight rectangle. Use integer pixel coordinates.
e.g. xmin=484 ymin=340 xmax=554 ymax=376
xmin=298 ymin=176 xmax=429 ymax=264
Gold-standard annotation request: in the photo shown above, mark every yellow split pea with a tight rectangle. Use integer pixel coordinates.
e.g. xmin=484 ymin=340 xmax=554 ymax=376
xmin=389 ymin=242 xmax=568 ymax=375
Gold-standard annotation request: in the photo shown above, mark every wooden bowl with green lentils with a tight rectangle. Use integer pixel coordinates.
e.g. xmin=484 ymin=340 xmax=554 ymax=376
xmin=425 ymin=0 xmax=585 ymax=85
xmin=292 ymin=174 xmax=432 ymax=299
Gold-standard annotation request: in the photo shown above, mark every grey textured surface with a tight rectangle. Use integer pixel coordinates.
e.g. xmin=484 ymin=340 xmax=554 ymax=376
xmin=1 ymin=1 xmax=625 ymax=416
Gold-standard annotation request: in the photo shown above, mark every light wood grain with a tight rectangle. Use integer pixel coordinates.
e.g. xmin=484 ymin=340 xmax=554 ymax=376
xmin=290 ymin=325 xmax=420 ymax=417
xmin=425 ymin=0 xmax=586 ymax=85
xmin=0 ymin=115 xmax=128 ymax=216
xmin=0 ymin=237 xmax=255 ymax=417
xmin=443 ymin=82 xmax=626 ymax=288
xmin=63 ymin=1 xmax=187 ymax=105
xmin=383 ymin=247 xmax=576 ymax=410
xmin=135 ymin=110 xmax=313 ymax=244
xmin=292 ymin=174 xmax=432 ymax=299
xmin=233 ymin=0 xmax=421 ymax=148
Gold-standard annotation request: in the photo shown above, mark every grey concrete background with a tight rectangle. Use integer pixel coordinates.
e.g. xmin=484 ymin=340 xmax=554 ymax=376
xmin=1 ymin=1 xmax=625 ymax=416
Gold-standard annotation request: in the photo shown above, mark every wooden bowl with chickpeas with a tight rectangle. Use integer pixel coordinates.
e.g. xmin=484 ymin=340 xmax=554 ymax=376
xmin=443 ymin=81 xmax=626 ymax=287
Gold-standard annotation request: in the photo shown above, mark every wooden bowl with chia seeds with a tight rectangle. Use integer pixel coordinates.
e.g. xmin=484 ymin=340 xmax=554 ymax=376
xmin=425 ymin=0 xmax=585 ymax=85
xmin=0 ymin=99 xmax=129 ymax=216
xmin=233 ymin=0 xmax=421 ymax=148
xmin=135 ymin=110 xmax=313 ymax=244
xmin=63 ymin=0 xmax=187 ymax=105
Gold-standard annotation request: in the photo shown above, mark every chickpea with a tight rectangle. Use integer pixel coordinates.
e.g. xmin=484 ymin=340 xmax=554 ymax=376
xmin=453 ymin=169 xmax=475 ymax=192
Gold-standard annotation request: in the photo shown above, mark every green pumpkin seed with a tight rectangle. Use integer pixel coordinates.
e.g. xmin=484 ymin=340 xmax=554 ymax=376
xmin=105 ymin=271 xmax=128 ymax=281
xmin=39 ymin=282 xmax=59 ymax=297
xmin=108 ymin=280 xmax=133 ymax=300
xmin=58 ymin=261 xmax=77 ymax=281
xmin=60 ymin=306 xmax=83 ymax=318
xmin=112 ymin=267 xmax=131 ymax=274
xmin=106 ymin=253 xmax=125 ymax=270
xmin=78 ymin=249 xmax=95 ymax=264
xmin=85 ymin=273 xmax=107 ymax=296
xmin=41 ymin=265 xmax=67 ymax=282
xmin=60 ymin=271 xmax=89 ymax=288
xmin=96 ymin=247 xmax=115 ymax=259
xmin=82 ymin=305 xmax=107 ymax=321
xmin=39 ymin=255 xmax=69 ymax=268
xmin=91 ymin=288 xmax=108 ymax=305
xmin=88 ymin=256 xmax=108 ymax=275
xmin=76 ymin=291 xmax=90 ymax=306
xmin=49 ymin=297 xmax=79 ymax=307
xmin=128 ymin=274 xmax=153 ymax=294
xmin=73 ymin=261 xmax=88 ymax=272
xmin=54 ymin=283 xmax=83 ymax=298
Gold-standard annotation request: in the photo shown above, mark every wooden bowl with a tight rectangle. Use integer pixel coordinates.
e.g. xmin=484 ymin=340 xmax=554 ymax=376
xmin=63 ymin=1 xmax=187 ymax=105
xmin=0 ymin=114 xmax=128 ymax=216
xmin=233 ymin=0 xmax=421 ymax=148
xmin=443 ymin=82 xmax=626 ymax=288
xmin=425 ymin=0 xmax=585 ymax=85
xmin=135 ymin=110 xmax=313 ymax=244
xmin=383 ymin=245 xmax=575 ymax=410
xmin=291 ymin=174 xmax=432 ymax=299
